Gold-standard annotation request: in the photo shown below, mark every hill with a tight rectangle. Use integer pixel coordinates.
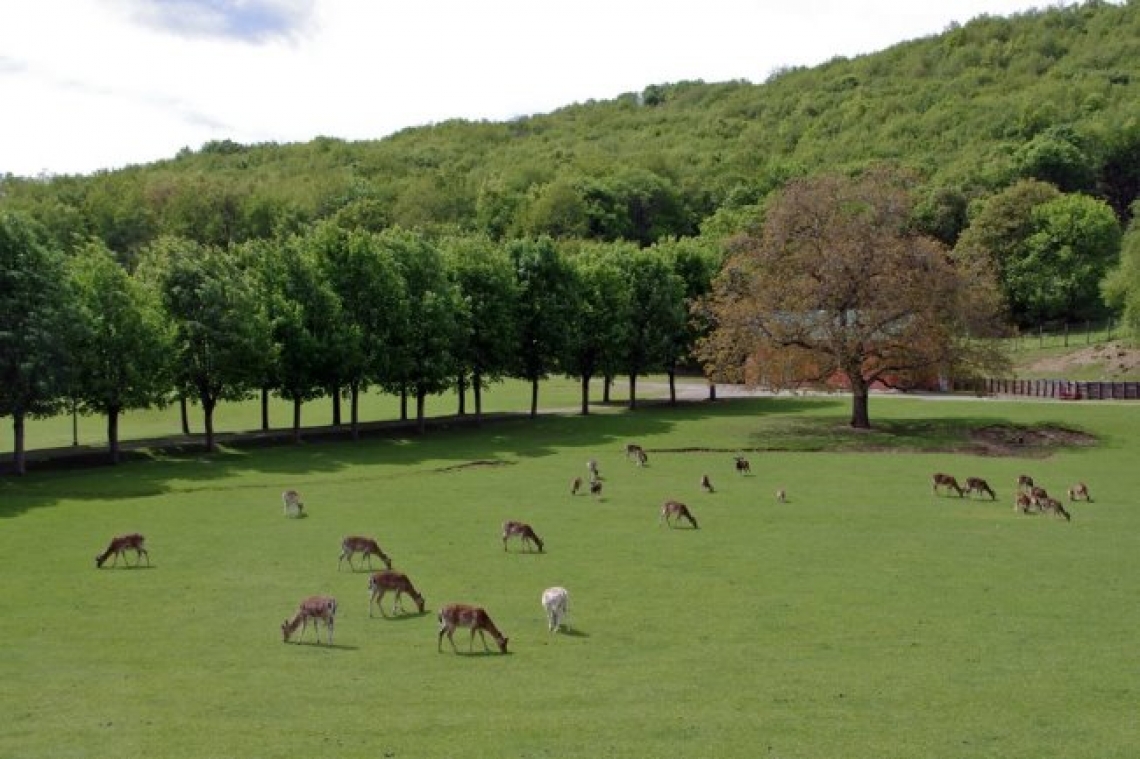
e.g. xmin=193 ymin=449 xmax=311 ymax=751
xmin=1 ymin=1 xmax=1138 ymax=253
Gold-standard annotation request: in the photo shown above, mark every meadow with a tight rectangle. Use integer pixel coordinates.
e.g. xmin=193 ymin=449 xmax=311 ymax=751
xmin=2 ymin=386 xmax=1138 ymax=759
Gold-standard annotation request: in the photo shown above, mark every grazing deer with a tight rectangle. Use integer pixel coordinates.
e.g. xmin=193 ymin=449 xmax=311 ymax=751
xmin=437 ymin=603 xmax=509 ymax=654
xmin=368 ymin=570 xmax=425 ymax=616
xmin=541 ymin=586 xmax=570 ymax=633
xmin=571 ymin=477 xmax=583 ymax=495
xmin=589 ymin=479 xmax=603 ymax=499
xmin=931 ymin=473 xmax=964 ymax=497
xmin=1017 ymin=474 xmax=1035 ymax=492
xmin=635 ymin=449 xmax=648 ymax=467
xmin=660 ymin=500 xmax=699 ymax=529
xmin=281 ymin=595 xmax=337 ymax=645
xmin=95 ymin=533 xmax=150 ymax=568
xmin=338 ymin=536 xmax=392 ymax=571
xmin=1014 ymin=492 xmax=1034 ymax=513
xmin=587 ymin=459 xmax=600 ymax=479
xmin=1067 ymin=482 xmax=1092 ymax=502
xmin=1029 ymin=486 xmax=1050 ymax=508
xmin=734 ymin=456 xmax=751 ymax=475
xmin=502 ymin=520 xmax=544 ymax=552
xmin=700 ymin=474 xmax=714 ymax=493
xmin=775 ymin=488 xmax=787 ymax=503
xmin=625 ymin=443 xmax=644 ymax=460
xmin=281 ymin=489 xmax=304 ymax=517
xmin=1039 ymin=497 xmax=1072 ymax=522
xmin=965 ymin=477 xmax=996 ymax=500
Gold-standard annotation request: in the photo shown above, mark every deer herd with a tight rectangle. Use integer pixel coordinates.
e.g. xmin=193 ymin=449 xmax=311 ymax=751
xmin=93 ymin=440 xmax=1090 ymax=656
xmin=932 ymin=471 xmax=1090 ymax=522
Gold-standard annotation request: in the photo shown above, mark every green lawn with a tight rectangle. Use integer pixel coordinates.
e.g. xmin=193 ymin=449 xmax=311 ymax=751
xmin=2 ymin=394 xmax=1137 ymax=759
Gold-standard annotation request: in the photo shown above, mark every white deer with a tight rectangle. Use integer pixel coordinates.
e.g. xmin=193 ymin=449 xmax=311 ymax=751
xmin=282 ymin=489 xmax=304 ymax=517
xmin=541 ymin=586 xmax=570 ymax=633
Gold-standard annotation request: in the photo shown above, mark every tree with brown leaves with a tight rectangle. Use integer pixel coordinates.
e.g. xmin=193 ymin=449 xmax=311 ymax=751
xmin=697 ymin=168 xmax=1008 ymax=428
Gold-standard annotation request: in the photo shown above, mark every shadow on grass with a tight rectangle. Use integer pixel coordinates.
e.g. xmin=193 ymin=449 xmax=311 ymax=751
xmin=368 ymin=610 xmax=431 ymax=623
xmin=285 ymin=641 xmax=359 ymax=651
xmin=554 ymin=625 xmax=589 ymax=638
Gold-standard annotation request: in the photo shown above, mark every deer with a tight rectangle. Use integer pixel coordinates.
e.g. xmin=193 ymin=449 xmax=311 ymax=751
xmin=625 ymin=443 xmax=644 ymax=461
xmin=589 ymin=479 xmax=603 ymax=499
xmin=281 ymin=489 xmax=304 ymax=517
xmin=635 ymin=449 xmax=648 ymax=467
xmin=775 ymin=488 xmax=787 ymax=503
xmin=281 ymin=595 xmax=337 ymax=645
xmin=660 ymin=499 xmax=699 ymax=529
xmin=1014 ymin=492 xmax=1034 ymax=513
xmin=571 ymin=477 xmax=583 ymax=495
xmin=1017 ymin=474 xmax=1035 ymax=492
xmin=541 ymin=586 xmax=570 ymax=633
xmin=338 ymin=536 xmax=392 ymax=571
xmin=964 ymin=477 xmax=996 ymax=500
xmin=931 ymin=473 xmax=964 ymax=497
xmin=1029 ymin=486 xmax=1050 ymax=508
xmin=734 ymin=456 xmax=751 ymax=475
xmin=502 ymin=521 xmax=544 ymax=553
xmin=587 ymin=459 xmax=601 ymax=479
xmin=1039 ymin=497 xmax=1072 ymax=522
xmin=1067 ymin=482 xmax=1092 ymax=502
xmin=437 ymin=603 xmax=509 ymax=654
xmin=368 ymin=570 xmax=425 ymax=616
xmin=95 ymin=533 xmax=150 ymax=568
xmin=700 ymin=474 xmax=714 ymax=493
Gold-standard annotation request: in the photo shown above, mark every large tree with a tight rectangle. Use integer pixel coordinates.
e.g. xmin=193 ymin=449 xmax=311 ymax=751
xmin=0 ymin=211 xmax=70 ymax=474
xmin=142 ymin=237 xmax=273 ymax=452
xmin=621 ymin=246 xmax=686 ymax=409
xmin=699 ymin=169 xmax=1008 ymax=429
xmin=509 ymin=237 xmax=575 ymax=418
xmin=1103 ymin=201 xmax=1140 ymax=343
xmin=563 ymin=242 xmax=632 ymax=414
xmin=65 ymin=240 xmax=173 ymax=463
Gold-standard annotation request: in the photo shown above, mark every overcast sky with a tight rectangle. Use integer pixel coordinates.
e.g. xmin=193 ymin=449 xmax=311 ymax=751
xmin=1 ymin=0 xmax=1066 ymax=178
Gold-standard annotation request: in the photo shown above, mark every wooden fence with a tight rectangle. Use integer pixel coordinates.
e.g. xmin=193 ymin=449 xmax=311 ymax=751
xmin=962 ymin=378 xmax=1140 ymax=400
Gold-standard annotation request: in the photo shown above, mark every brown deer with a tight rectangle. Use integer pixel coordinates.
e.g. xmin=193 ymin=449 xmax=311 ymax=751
xmin=1014 ymin=492 xmax=1034 ymax=513
xmin=931 ymin=473 xmax=964 ymax=497
xmin=1029 ymin=486 xmax=1050 ymax=508
xmin=625 ymin=443 xmax=644 ymax=460
xmin=437 ymin=603 xmax=509 ymax=654
xmin=1017 ymin=474 xmax=1035 ymax=492
xmin=368 ymin=570 xmax=425 ymax=616
xmin=281 ymin=489 xmax=304 ymax=517
xmin=589 ymin=479 xmax=603 ymax=499
xmin=281 ymin=595 xmax=337 ymax=645
xmin=587 ymin=459 xmax=601 ymax=479
xmin=1039 ymin=497 xmax=1072 ymax=522
xmin=965 ymin=477 xmax=996 ymax=500
xmin=338 ymin=536 xmax=392 ymax=571
xmin=775 ymin=488 xmax=787 ymax=503
xmin=571 ymin=477 xmax=583 ymax=495
xmin=1067 ymin=482 xmax=1092 ymax=502
xmin=95 ymin=533 xmax=150 ymax=568
xmin=700 ymin=474 xmax=714 ymax=493
xmin=660 ymin=500 xmax=699 ymax=529
xmin=502 ymin=521 xmax=544 ymax=552
xmin=734 ymin=456 xmax=751 ymax=475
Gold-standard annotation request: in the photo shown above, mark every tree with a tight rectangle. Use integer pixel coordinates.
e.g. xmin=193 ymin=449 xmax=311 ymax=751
xmin=620 ymin=247 xmax=686 ymax=409
xmin=65 ymin=240 xmax=173 ymax=463
xmin=698 ymin=169 xmax=1008 ymax=429
xmin=443 ymin=234 xmax=519 ymax=422
xmin=0 ymin=211 xmax=70 ymax=474
xmin=142 ymin=237 xmax=273 ymax=453
xmin=1102 ymin=201 xmax=1140 ymax=342
xmin=563 ymin=242 xmax=632 ymax=414
xmin=656 ymin=237 xmax=723 ymax=402
xmin=509 ymin=237 xmax=576 ymax=418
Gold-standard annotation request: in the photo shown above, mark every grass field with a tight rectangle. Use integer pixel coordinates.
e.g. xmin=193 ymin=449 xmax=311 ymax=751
xmin=2 ymin=392 xmax=1138 ymax=759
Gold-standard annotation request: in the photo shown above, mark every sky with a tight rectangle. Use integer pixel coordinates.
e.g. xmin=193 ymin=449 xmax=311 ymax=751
xmin=0 ymin=0 xmax=1064 ymax=178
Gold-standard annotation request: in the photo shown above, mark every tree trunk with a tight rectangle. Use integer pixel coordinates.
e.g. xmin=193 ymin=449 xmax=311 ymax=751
xmin=708 ymin=381 xmax=717 ymax=401
xmin=260 ymin=387 xmax=270 ymax=431
xmin=457 ymin=373 xmax=466 ymax=416
xmin=180 ymin=395 xmax=191 ymax=435
xmin=668 ymin=369 xmax=677 ymax=406
xmin=530 ymin=378 xmax=539 ymax=419
xmin=603 ymin=374 xmax=612 ymax=403
xmin=350 ymin=383 xmax=360 ymax=441
xmin=629 ymin=373 xmax=638 ymax=410
xmin=400 ymin=384 xmax=408 ymax=421
xmin=202 ymin=396 xmax=217 ymax=453
xmin=416 ymin=387 xmax=427 ymax=434
xmin=473 ymin=370 xmax=484 ymax=426
xmin=292 ymin=396 xmax=303 ymax=443
xmin=849 ymin=375 xmax=871 ymax=429
xmin=12 ymin=413 xmax=27 ymax=476
xmin=580 ymin=374 xmax=591 ymax=415
xmin=332 ymin=386 xmax=342 ymax=427
xmin=108 ymin=407 xmax=121 ymax=465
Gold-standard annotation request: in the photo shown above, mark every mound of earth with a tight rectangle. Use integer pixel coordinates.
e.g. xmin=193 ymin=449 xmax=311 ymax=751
xmin=969 ymin=424 xmax=1097 ymax=456
xmin=1024 ymin=341 xmax=1140 ymax=378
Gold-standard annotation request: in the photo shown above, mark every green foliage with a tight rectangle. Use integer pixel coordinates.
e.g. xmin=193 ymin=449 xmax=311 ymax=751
xmin=1102 ymin=204 xmax=1140 ymax=342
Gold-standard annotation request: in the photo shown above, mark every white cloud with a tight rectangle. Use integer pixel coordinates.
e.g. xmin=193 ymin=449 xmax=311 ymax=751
xmin=0 ymin=0 xmax=1065 ymax=177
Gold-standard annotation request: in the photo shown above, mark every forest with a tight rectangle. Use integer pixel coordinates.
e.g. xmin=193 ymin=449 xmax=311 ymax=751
xmin=3 ymin=0 xmax=1140 ymax=472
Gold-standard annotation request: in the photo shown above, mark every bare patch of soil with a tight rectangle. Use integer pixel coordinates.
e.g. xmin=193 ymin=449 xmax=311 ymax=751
xmin=1024 ymin=341 xmax=1140 ymax=378
xmin=969 ymin=424 xmax=1097 ymax=457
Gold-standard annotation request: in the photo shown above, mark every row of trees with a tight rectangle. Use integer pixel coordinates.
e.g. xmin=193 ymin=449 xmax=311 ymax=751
xmin=1 ymin=210 xmax=720 ymax=474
